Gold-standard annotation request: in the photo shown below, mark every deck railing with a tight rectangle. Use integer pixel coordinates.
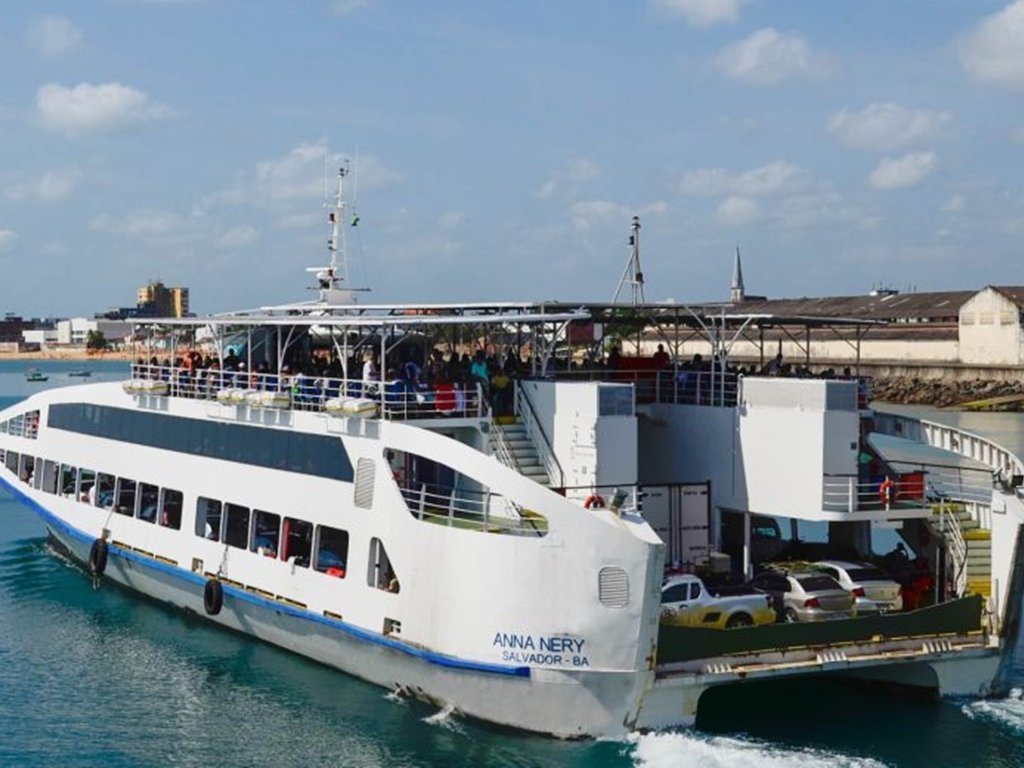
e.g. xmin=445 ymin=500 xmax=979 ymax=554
xmin=397 ymin=485 xmax=546 ymax=536
xmin=539 ymin=368 xmax=739 ymax=408
xmin=127 ymin=363 xmax=486 ymax=420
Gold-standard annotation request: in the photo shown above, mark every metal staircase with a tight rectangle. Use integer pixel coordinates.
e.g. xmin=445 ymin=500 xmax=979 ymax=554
xmin=491 ymin=419 xmax=551 ymax=487
xmin=930 ymin=501 xmax=989 ymax=598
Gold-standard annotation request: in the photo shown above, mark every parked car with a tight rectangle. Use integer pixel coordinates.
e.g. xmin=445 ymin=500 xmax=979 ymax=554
xmin=661 ymin=574 xmax=776 ymax=629
xmin=812 ymin=560 xmax=903 ymax=614
xmin=750 ymin=568 xmax=856 ymax=622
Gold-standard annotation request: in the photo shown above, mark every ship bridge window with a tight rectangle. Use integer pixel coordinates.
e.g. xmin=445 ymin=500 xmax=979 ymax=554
xmin=251 ymin=510 xmax=280 ymax=557
xmin=138 ymin=483 xmax=159 ymax=523
xmin=368 ymin=537 xmax=399 ymax=593
xmin=196 ymin=497 xmax=222 ymax=540
xmin=224 ymin=503 xmax=250 ymax=549
xmin=282 ymin=517 xmax=312 ymax=567
xmin=161 ymin=489 xmax=183 ymax=530
xmin=96 ymin=473 xmax=115 ymax=509
xmin=115 ymin=478 xmax=137 ymax=516
xmin=315 ymin=526 xmax=349 ymax=577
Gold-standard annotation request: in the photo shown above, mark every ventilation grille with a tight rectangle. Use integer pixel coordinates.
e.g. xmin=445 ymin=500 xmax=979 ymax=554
xmin=598 ymin=566 xmax=629 ymax=608
xmin=354 ymin=458 xmax=376 ymax=509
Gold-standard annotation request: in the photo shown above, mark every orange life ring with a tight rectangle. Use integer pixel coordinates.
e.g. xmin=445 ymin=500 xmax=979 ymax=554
xmin=583 ymin=494 xmax=605 ymax=509
xmin=879 ymin=477 xmax=895 ymax=505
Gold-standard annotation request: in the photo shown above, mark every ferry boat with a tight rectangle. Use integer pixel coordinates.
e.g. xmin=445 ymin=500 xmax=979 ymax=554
xmin=2 ymin=176 xmax=1024 ymax=738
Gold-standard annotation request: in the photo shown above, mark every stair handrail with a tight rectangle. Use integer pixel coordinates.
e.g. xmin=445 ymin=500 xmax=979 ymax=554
xmin=491 ymin=418 xmax=522 ymax=473
xmin=939 ymin=500 xmax=969 ymax=598
xmin=515 ymin=383 xmax=564 ymax=488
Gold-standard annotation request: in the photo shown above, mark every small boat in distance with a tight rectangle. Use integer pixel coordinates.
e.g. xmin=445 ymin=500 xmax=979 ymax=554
xmin=25 ymin=369 xmax=48 ymax=383
xmin=67 ymin=371 xmax=92 ymax=378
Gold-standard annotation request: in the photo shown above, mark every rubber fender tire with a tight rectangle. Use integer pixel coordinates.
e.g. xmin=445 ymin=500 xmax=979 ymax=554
xmin=203 ymin=579 xmax=224 ymax=616
xmin=89 ymin=539 xmax=108 ymax=577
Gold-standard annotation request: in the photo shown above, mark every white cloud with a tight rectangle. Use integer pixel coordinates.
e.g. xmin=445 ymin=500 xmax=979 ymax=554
xmin=0 ymin=229 xmax=17 ymax=253
xmin=250 ymin=142 xmax=402 ymax=205
xmin=26 ymin=15 xmax=82 ymax=58
xmin=959 ymin=0 xmax=1024 ymax=89
xmin=943 ymin=193 xmax=966 ymax=213
xmin=650 ymin=0 xmax=745 ymax=28
xmin=678 ymin=160 xmax=810 ymax=197
xmin=36 ymin=82 xmax=172 ymax=135
xmin=6 ymin=168 xmax=83 ymax=203
xmin=216 ymin=225 xmax=260 ymax=249
xmin=828 ymin=103 xmax=951 ymax=151
xmin=331 ymin=0 xmax=368 ymax=15
xmin=438 ymin=211 xmax=466 ymax=230
xmin=867 ymin=152 xmax=937 ymax=190
xmin=715 ymin=196 xmax=761 ymax=225
xmin=92 ymin=209 xmax=191 ymax=238
xmin=569 ymin=200 xmax=631 ymax=233
xmin=715 ymin=28 xmax=828 ymax=86
xmin=536 ymin=158 xmax=600 ymax=199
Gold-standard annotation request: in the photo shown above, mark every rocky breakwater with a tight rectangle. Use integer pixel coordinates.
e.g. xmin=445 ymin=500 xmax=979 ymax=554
xmin=872 ymin=377 xmax=1024 ymax=409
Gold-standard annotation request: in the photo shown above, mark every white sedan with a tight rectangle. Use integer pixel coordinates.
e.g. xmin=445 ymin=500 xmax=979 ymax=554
xmin=813 ymin=560 xmax=903 ymax=614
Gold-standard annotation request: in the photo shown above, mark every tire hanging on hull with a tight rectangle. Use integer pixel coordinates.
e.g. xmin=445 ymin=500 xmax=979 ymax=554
xmin=204 ymin=579 xmax=224 ymax=616
xmin=89 ymin=539 xmax=108 ymax=577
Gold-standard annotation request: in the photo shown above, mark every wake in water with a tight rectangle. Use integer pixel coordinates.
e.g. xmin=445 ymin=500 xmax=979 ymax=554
xmin=962 ymin=688 xmax=1024 ymax=732
xmin=628 ymin=731 xmax=889 ymax=768
xmin=422 ymin=703 xmax=465 ymax=734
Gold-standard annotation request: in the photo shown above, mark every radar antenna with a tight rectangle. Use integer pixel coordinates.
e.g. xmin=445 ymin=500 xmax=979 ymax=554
xmin=612 ymin=215 xmax=645 ymax=306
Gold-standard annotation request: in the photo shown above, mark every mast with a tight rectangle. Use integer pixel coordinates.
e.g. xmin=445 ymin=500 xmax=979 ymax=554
xmin=308 ymin=160 xmax=364 ymax=305
xmin=612 ymin=215 xmax=645 ymax=306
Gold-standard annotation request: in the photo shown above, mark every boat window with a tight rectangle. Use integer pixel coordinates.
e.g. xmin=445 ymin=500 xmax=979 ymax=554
xmin=60 ymin=465 xmax=77 ymax=498
xmin=161 ymin=489 xmax=183 ymax=530
xmin=138 ymin=483 xmax=159 ymax=524
xmin=25 ymin=411 xmax=40 ymax=439
xmin=96 ymin=473 xmax=115 ymax=509
xmin=41 ymin=460 xmax=58 ymax=494
xmin=116 ymin=478 xmax=137 ymax=516
xmin=224 ymin=503 xmax=250 ymax=549
xmin=196 ymin=497 xmax=223 ymax=540
xmin=32 ymin=457 xmax=44 ymax=489
xmin=251 ymin=510 xmax=281 ymax=557
xmin=281 ymin=517 xmax=312 ymax=567
xmin=4 ymin=451 xmax=17 ymax=474
xmin=79 ymin=469 xmax=96 ymax=503
xmin=20 ymin=455 xmax=35 ymax=485
xmin=48 ymin=403 xmax=354 ymax=482
xmin=9 ymin=415 xmax=24 ymax=438
xmin=367 ymin=537 xmax=399 ymax=593
xmin=315 ymin=526 xmax=349 ymax=577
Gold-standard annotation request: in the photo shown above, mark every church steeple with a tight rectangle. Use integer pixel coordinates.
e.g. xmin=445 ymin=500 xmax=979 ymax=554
xmin=730 ymin=246 xmax=745 ymax=303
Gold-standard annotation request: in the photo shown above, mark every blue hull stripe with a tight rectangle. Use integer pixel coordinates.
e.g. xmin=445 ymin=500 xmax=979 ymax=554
xmin=0 ymin=475 xmax=529 ymax=679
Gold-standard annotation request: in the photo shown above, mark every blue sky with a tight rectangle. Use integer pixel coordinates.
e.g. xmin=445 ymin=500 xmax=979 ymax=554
xmin=1 ymin=0 xmax=1023 ymax=316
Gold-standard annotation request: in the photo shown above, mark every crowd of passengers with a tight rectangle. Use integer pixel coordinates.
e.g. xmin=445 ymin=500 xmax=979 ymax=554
xmin=133 ymin=343 xmax=868 ymax=415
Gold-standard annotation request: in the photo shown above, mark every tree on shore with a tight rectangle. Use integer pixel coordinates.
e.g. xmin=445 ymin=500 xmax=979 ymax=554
xmin=86 ymin=330 xmax=108 ymax=352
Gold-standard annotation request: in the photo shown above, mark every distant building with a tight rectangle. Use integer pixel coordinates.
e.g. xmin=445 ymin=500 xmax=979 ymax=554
xmin=137 ymin=281 xmax=189 ymax=318
xmin=56 ymin=318 xmax=131 ymax=346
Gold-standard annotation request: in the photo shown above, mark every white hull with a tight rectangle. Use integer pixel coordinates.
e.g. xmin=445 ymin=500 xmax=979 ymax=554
xmin=33 ymin=495 xmax=649 ymax=738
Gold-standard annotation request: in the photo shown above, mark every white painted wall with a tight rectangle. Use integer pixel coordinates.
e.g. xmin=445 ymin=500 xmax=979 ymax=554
xmin=959 ymin=288 xmax=1023 ymax=366
xmin=520 ymin=381 xmax=638 ymax=500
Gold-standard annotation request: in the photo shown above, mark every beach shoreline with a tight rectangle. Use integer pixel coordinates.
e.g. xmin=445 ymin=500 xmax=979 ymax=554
xmin=0 ymin=349 xmax=133 ymax=361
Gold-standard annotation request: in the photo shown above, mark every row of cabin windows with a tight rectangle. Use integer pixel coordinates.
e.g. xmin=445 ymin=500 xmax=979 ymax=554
xmin=194 ymin=496 xmax=399 ymax=592
xmin=0 ymin=448 xmax=400 ymax=594
xmin=0 ymin=410 xmax=40 ymax=440
xmin=1 ymin=449 xmax=184 ymax=528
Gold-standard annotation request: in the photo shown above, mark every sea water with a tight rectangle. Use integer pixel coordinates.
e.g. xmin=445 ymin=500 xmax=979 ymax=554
xmin=2 ymin=361 xmax=1024 ymax=767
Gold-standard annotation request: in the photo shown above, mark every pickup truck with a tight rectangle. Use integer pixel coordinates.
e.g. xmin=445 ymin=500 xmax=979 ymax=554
xmin=660 ymin=574 xmax=776 ymax=629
